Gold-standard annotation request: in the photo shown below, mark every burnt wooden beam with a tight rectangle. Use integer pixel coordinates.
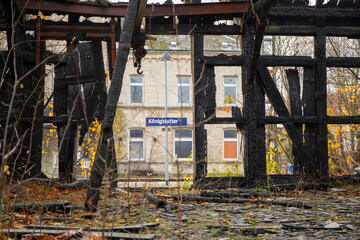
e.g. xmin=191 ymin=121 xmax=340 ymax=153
xmin=146 ymin=24 xmax=242 ymax=35
xmin=242 ymin=22 xmax=267 ymax=186
xmin=302 ymin=67 xmax=316 ymax=179
xmin=204 ymin=55 xmax=360 ymax=68
xmin=314 ymin=31 xmax=329 ymax=182
xmin=204 ymin=65 xmax=216 ymax=120
xmin=205 ymin=116 xmax=318 ymax=125
xmin=328 ymin=116 xmax=360 ymax=124
xmin=286 ymin=69 xmax=302 ymax=117
xmin=203 ymin=55 xmax=315 ymax=66
xmin=260 ymin=56 xmax=316 ymax=66
xmin=269 ymin=7 xmax=360 ymax=20
xmin=19 ymin=0 xmax=249 ymax=18
xmin=286 ymin=69 xmax=303 ymax=175
xmin=193 ymin=33 xmax=208 ymax=185
xmin=326 ymin=57 xmax=360 ymax=67
xmin=265 ymin=26 xmax=360 ymax=37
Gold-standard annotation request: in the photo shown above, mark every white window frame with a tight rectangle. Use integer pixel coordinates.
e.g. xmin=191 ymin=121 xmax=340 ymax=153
xmin=224 ymin=76 xmax=237 ymax=105
xmin=223 ymin=129 xmax=238 ymax=161
xmin=129 ymin=129 xmax=145 ymax=161
xmin=177 ymin=76 xmax=191 ymax=105
xmin=174 ymin=129 xmax=193 ymax=161
xmin=130 ymin=75 xmax=144 ymax=104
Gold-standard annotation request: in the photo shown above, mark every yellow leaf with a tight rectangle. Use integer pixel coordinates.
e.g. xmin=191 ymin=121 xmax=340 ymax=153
xmin=20 ymin=84 xmax=24 ymax=88
xmin=4 ymin=165 xmax=9 ymax=173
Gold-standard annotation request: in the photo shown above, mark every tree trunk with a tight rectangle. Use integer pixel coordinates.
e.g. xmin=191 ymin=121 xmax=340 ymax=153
xmin=85 ymin=0 xmax=140 ymax=211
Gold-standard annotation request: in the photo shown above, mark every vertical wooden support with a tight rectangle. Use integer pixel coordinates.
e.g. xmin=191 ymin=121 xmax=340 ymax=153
xmin=29 ymin=23 xmax=45 ymax=177
xmin=192 ymin=33 xmax=207 ymax=185
xmin=242 ymin=23 xmax=266 ymax=186
xmin=204 ymin=65 xmax=216 ymax=120
xmin=54 ymin=63 xmax=68 ymax=181
xmin=110 ymin=18 xmax=116 ymax=71
xmin=286 ymin=69 xmax=303 ymax=175
xmin=303 ymin=67 xmax=316 ymax=178
xmin=35 ymin=16 xmax=41 ymax=65
xmin=315 ymin=32 xmax=329 ymax=182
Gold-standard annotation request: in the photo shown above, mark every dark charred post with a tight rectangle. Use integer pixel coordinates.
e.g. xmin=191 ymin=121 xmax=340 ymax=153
xmin=54 ymin=62 xmax=68 ymax=181
xmin=27 ymin=17 xmax=46 ymax=177
xmin=286 ymin=69 xmax=303 ymax=175
xmin=242 ymin=23 xmax=266 ymax=186
xmin=204 ymin=65 xmax=216 ymax=121
xmin=85 ymin=0 xmax=140 ymax=211
xmin=314 ymin=30 xmax=329 ymax=182
xmin=192 ymin=32 xmax=208 ymax=187
xmin=302 ymin=67 xmax=316 ymax=178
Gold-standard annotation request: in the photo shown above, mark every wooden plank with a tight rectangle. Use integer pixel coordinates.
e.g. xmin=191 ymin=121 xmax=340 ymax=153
xmin=286 ymin=69 xmax=303 ymax=175
xmin=302 ymin=66 xmax=317 ymax=179
xmin=205 ymin=116 xmax=318 ymax=125
xmin=192 ymin=33 xmax=207 ymax=184
xmin=204 ymin=65 xmax=216 ymax=120
xmin=146 ymin=24 xmax=243 ymax=35
xmin=204 ymin=55 xmax=360 ymax=68
xmin=0 ymin=229 xmax=155 ymax=240
xmin=25 ymin=223 xmax=160 ymax=232
xmin=328 ymin=116 xmax=360 ymax=124
xmin=242 ymin=23 xmax=266 ymax=186
xmin=269 ymin=7 xmax=360 ymax=20
xmin=326 ymin=57 xmax=360 ymax=67
xmin=314 ymin=32 xmax=329 ymax=181
xmin=203 ymin=55 xmax=315 ymax=67
xmin=265 ymin=26 xmax=360 ymax=37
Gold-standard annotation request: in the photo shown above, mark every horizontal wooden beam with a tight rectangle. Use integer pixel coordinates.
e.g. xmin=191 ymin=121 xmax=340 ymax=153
xmin=265 ymin=26 xmax=360 ymax=37
xmin=204 ymin=55 xmax=315 ymax=66
xmin=327 ymin=57 xmax=360 ymax=68
xmin=204 ymin=55 xmax=360 ymax=68
xmin=328 ymin=116 xmax=360 ymax=124
xmin=269 ymin=7 xmax=360 ymax=20
xmin=18 ymin=0 xmax=249 ymax=17
xmin=205 ymin=116 xmax=318 ymax=125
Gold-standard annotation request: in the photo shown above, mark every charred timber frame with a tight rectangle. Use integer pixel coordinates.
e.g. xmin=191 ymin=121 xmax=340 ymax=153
xmin=2 ymin=0 xmax=360 ymax=186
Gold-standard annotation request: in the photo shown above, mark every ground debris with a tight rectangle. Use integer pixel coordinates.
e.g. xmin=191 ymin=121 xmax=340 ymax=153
xmin=25 ymin=222 xmax=160 ymax=233
xmin=0 ymin=228 xmax=155 ymax=239
xmin=174 ymin=194 xmax=312 ymax=209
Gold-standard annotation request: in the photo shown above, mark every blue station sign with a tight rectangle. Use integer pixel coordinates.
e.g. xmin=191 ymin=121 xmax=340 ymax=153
xmin=146 ymin=118 xmax=187 ymax=126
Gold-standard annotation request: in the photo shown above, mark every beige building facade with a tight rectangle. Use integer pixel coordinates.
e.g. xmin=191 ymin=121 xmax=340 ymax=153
xmin=116 ymin=49 xmax=244 ymax=177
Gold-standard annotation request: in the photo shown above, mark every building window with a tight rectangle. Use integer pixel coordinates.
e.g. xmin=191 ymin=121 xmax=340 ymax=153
xmin=224 ymin=129 xmax=238 ymax=160
xmin=174 ymin=129 xmax=192 ymax=160
xmin=129 ymin=129 xmax=144 ymax=161
xmin=177 ymin=76 xmax=190 ymax=104
xmin=224 ymin=76 xmax=237 ymax=104
xmin=130 ymin=76 xmax=143 ymax=104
